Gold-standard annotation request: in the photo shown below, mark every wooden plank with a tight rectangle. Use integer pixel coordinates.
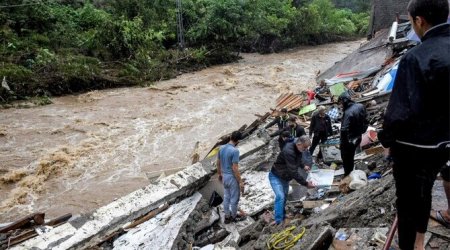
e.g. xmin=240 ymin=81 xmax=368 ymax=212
xmin=288 ymin=99 xmax=304 ymax=110
xmin=277 ymin=93 xmax=292 ymax=106
xmin=124 ymin=203 xmax=170 ymax=230
xmin=0 ymin=212 xmax=45 ymax=233
xmin=1 ymin=214 xmax=72 ymax=248
xmin=276 ymin=93 xmax=289 ymax=103
xmin=284 ymin=97 xmax=302 ymax=110
xmin=277 ymin=94 xmax=296 ymax=109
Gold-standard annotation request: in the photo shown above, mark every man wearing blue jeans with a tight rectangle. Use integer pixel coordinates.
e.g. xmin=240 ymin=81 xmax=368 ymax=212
xmin=217 ymin=131 xmax=245 ymax=224
xmin=269 ymin=135 xmax=316 ymax=225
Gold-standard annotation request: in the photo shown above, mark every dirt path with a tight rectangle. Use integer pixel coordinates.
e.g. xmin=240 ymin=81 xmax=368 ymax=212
xmin=0 ymin=40 xmax=363 ymax=222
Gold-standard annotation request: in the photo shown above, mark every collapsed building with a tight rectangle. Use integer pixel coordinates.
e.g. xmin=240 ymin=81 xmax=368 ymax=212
xmin=2 ymin=17 xmax=450 ymax=250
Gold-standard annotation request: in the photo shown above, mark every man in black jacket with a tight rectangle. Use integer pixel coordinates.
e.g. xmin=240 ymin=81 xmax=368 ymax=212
xmin=269 ymin=135 xmax=315 ymax=225
xmin=379 ymin=1 xmax=450 ymax=249
xmin=265 ymin=108 xmax=290 ymax=130
xmin=309 ymin=106 xmax=332 ymax=160
xmin=338 ymin=92 xmax=367 ymax=176
xmin=270 ymin=117 xmax=306 ymax=138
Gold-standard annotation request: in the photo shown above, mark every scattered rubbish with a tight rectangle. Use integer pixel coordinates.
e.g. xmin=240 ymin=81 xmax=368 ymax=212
xmin=368 ymin=172 xmax=382 ymax=180
xmin=335 ymin=231 xmax=349 ymax=241
xmin=370 ymin=230 xmax=387 ymax=245
xmin=349 ymin=170 xmax=368 ymax=190
xmin=332 ymin=227 xmax=389 ymax=250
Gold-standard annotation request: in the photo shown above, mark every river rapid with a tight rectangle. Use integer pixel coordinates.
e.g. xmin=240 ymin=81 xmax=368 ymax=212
xmin=0 ymin=41 xmax=362 ymax=222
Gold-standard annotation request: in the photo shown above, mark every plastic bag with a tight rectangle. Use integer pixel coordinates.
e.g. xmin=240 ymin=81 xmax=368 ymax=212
xmin=349 ymin=170 xmax=368 ymax=190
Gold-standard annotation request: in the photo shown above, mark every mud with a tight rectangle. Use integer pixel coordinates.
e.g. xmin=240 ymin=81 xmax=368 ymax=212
xmin=0 ymin=41 xmax=363 ymax=222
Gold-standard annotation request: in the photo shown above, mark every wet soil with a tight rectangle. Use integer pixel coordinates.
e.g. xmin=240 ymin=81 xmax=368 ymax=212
xmin=0 ymin=40 xmax=363 ymax=222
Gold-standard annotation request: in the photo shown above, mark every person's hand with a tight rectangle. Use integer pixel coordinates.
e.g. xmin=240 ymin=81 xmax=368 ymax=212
xmin=304 ymin=165 xmax=311 ymax=172
xmin=218 ymin=175 xmax=223 ymax=182
xmin=239 ymin=181 xmax=245 ymax=193
xmin=306 ymin=181 xmax=316 ymax=189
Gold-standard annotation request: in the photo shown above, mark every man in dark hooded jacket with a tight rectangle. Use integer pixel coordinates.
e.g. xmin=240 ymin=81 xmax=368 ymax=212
xmin=378 ymin=0 xmax=450 ymax=249
xmin=338 ymin=92 xmax=367 ymax=176
xmin=270 ymin=117 xmax=306 ymax=139
xmin=265 ymin=108 xmax=290 ymax=130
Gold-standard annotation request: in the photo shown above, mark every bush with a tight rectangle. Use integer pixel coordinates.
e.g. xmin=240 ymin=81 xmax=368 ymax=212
xmin=0 ymin=0 xmax=370 ymax=103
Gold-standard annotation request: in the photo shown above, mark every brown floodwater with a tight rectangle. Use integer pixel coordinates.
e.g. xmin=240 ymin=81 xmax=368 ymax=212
xmin=0 ymin=41 xmax=362 ymax=222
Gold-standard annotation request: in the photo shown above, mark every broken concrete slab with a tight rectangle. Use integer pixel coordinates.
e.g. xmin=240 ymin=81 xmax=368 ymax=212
xmin=237 ymin=134 xmax=269 ymax=160
xmin=239 ymin=170 xmax=274 ymax=216
xmin=11 ymin=162 xmax=213 ymax=250
xmin=113 ymin=192 xmax=202 ymax=249
xmin=216 ymin=217 xmax=256 ymax=248
xmin=11 ymin=131 xmax=271 ymax=249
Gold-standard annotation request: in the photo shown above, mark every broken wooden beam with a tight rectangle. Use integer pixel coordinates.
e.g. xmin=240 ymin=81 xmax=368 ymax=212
xmin=0 ymin=213 xmax=45 ymax=233
xmin=124 ymin=203 xmax=169 ymax=230
xmin=1 ymin=214 xmax=72 ymax=248
xmin=45 ymin=213 xmax=72 ymax=227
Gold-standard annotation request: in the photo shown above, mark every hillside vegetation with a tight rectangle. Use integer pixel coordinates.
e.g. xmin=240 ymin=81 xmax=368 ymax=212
xmin=0 ymin=0 xmax=369 ymax=103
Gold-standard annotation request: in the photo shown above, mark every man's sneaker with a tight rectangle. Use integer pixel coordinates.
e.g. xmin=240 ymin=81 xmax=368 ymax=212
xmin=233 ymin=214 xmax=247 ymax=222
xmin=224 ymin=216 xmax=233 ymax=224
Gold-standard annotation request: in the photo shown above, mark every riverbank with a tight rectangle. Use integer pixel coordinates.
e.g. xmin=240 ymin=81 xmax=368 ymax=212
xmin=0 ymin=40 xmax=362 ymax=222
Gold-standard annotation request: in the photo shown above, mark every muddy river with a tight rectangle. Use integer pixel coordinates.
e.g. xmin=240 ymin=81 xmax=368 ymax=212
xmin=0 ymin=41 xmax=362 ymax=222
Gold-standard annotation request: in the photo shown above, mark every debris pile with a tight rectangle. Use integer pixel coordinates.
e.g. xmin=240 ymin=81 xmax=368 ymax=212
xmin=3 ymin=21 xmax=450 ymax=250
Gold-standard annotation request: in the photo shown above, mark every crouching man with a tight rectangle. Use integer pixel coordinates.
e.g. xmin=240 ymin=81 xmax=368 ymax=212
xmin=269 ymin=135 xmax=316 ymax=225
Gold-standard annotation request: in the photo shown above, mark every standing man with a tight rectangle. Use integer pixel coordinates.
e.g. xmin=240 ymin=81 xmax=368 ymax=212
xmin=338 ymin=92 xmax=367 ymax=176
xmin=269 ymin=135 xmax=315 ymax=225
xmin=217 ymin=131 xmax=245 ymax=224
xmin=309 ymin=106 xmax=333 ymax=160
xmin=379 ymin=1 xmax=450 ymax=249
xmin=265 ymin=108 xmax=290 ymax=130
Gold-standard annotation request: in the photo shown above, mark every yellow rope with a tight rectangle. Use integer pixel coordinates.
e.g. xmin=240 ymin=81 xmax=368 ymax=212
xmin=266 ymin=226 xmax=306 ymax=250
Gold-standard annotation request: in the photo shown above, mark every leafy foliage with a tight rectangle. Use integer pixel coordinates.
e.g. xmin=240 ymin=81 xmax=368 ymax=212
xmin=0 ymin=0 xmax=370 ymax=102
